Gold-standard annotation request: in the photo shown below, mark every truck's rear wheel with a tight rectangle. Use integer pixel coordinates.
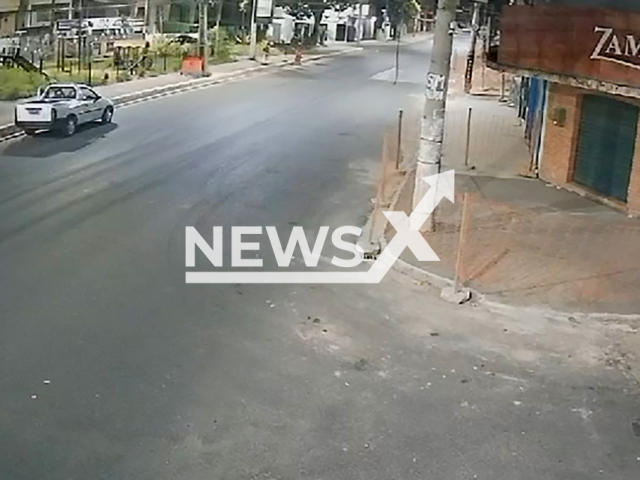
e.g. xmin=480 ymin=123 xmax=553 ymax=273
xmin=24 ymin=129 xmax=37 ymax=136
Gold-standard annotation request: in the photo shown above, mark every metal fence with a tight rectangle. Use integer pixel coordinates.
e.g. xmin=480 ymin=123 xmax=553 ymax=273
xmin=1 ymin=30 xmax=187 ymax=85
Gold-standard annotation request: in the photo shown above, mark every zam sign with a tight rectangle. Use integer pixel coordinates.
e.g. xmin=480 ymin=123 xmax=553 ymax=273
xmin=591 ymin=26 xmax=640 ymax=70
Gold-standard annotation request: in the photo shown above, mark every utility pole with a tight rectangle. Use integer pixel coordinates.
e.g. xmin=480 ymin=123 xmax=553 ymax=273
xmin=214 ymin=0 xmax=223 ymax=58
xmin=144 ymin=0 xmax=150 ymax=34
xmin=357 ymin=3 xmax=363 ymax=44
xmin=77 ymin=0 xmax=83 ymax=72
xmin=197 ymin=0 xmax=209 ymax=74
xmin=411 ymin=0 xmax=458 ymax=232
xmin=145 ymin=0 xmax=159 ymax=35
xmin=50 ymin=0 xmax=57 ymax=36
xmin=464 ymin=1 xmax=481 ymax=93
xmin=249 ymin=0 xmax=258 ymax=60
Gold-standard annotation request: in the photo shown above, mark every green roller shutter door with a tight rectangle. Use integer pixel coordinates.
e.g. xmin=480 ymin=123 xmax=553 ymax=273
xmin=574 ymin=95 xmax=639 ymax=202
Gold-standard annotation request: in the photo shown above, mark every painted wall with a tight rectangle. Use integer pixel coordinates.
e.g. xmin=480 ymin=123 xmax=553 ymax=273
xmin=539 ymin=83 xmax=582 ymax=186
xmin=0 ymin=11 xmax=16 ymax=36
xmin=540 ymin=0 xmax=640 ymax=13
xmin=499 ymin=5 xmax=640 ymax=90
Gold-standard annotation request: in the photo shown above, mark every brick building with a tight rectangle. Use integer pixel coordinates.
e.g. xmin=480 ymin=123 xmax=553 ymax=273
xmin=488 ymin=1 xmax=640 ymax=215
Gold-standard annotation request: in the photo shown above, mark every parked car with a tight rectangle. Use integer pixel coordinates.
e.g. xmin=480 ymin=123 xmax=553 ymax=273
xmin=14 ymin=83 xmax=114 ymax=136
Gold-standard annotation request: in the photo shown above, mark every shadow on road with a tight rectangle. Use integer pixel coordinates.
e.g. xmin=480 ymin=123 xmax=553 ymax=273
xmin=2 ymin=122 xmax=118 ymax=158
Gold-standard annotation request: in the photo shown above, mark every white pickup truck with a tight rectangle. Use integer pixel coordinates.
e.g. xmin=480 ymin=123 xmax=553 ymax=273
xmin=14 ymin=83 xmax=114 ymax=136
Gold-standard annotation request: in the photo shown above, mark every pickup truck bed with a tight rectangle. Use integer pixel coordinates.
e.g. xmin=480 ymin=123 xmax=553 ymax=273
xmin=15 ymin=101 xmax=58 ymax=131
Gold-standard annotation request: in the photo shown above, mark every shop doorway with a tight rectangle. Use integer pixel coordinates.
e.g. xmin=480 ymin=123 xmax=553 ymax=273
xmin=574 ymin=95 xmax=639 ymax=202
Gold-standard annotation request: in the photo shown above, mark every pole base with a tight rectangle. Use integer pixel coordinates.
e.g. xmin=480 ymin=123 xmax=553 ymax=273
xmin=441 ymin=286 xmax=472 ymax=305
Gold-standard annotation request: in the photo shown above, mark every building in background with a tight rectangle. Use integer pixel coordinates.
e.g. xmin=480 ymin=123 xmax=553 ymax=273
xmin=488 ymin=0 xmax=640 ymax=215
xmin=322 ymin=5 xmax=375 ymax=43
xmin=268 ymin=6 xmax=293 ymax=43
xmin=0 ymin=0 xmax=175 ymax=37
xmin=0 ymin=0 xmax=18 ymax=36
xmin=267 ymin=4 xmax=376 ymax=44
xmin=1 ymin=1 xmax=384 ymax=40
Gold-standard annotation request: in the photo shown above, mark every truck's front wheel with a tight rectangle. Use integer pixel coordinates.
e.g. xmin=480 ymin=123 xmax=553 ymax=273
xmin=101 ymin=106 xmax=113 ymax=124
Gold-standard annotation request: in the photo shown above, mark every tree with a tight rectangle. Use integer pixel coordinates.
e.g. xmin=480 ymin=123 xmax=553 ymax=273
xmin=391 ymin=0 xmax=421 ymax=29
xmin=213 ymin=0 xmax=225 ymax=56
xmin=371 ymin=0 xmax=424 ymax=37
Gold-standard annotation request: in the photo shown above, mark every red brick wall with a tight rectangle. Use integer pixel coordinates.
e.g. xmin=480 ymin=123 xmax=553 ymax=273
xmin=540 ymin=83 xmax=582 ymax=186
xmin=541 ymin=83 xmax=640 ymax=214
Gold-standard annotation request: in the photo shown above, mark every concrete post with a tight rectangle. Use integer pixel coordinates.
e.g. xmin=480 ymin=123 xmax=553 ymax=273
xmin=357 ymin=3 xmax=363 ymax=44
xmin=412 ymin=0 xmax=459 ymax=231
xmin=146 ymin=0 xmax=159 ymax=35
xmin=198 ymin=0 xmax=209 ymax=74
xmin=249 ymin=0 xmax=258 ymax=59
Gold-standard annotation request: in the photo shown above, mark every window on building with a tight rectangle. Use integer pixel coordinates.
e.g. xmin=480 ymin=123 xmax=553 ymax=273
xmin=34 ymin=9 xmax=52 ymax=25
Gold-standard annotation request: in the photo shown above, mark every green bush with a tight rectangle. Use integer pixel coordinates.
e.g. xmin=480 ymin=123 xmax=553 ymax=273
xmin=209 ymin=27 xmax=236 ymax=61
xmin=154 ymin=38 xmax=190 ymax=58
xmin=0 ymin=67 xmax=48 ymax=100
xmin=150 ymin=38 xmax=193 ymax=72
xmin=116 ymin=72 xmax=133 ymax=83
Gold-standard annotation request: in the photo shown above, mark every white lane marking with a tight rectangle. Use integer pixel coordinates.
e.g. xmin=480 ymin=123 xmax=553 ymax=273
xmin=370 ymin=68 xmax=400 ymax=82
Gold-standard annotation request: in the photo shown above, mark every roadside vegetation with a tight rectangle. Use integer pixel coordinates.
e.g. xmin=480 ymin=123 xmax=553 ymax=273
xmin=0 ymin=67 xmax=48 ymax=100
xmin=2 ymin=26 xmax=243 ymax=99
xmin=210 ymin=27 xmax=237 ymax=62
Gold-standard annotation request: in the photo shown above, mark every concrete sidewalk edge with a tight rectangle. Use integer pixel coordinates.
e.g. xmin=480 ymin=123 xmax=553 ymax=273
xmin=377 ymin=169 xmax=640 ymax=323
xmin=0 ymin=46 xmax=361 ymax=142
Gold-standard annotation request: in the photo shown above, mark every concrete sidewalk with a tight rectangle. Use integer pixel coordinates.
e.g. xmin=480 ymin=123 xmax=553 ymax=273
xmin=384 ymin=34 xmax=640 ymax=315
xmin=443 ymin=33 xmax=530 ymax=178
xmin=392 ymin=172 xmax=640 ymax=314
xmin=442 ymin=95 xmax=530 ymax=178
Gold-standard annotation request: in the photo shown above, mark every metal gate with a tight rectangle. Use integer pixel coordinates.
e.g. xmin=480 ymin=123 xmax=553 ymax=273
xmin=574 ymin=94 xmax=639 ymax=202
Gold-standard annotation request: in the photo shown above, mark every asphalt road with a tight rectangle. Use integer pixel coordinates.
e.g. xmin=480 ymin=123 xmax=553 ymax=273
xmin=1 ymin=40 xmax=640 ymax=480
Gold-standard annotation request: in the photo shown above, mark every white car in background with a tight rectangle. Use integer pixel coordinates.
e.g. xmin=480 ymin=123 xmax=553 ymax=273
xmin=14 ymin=84 xmax=114 ymax=137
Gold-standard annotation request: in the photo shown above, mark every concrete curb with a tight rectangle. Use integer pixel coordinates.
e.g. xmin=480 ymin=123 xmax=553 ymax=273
xmin=376 ymin=169 xmax=640 ymax=322
xmin=360 ymin=33 xmax=433 ymax=47
xmin=0 ymin=47 xmax=360 ymax=142
xmin=0 ymin=123 xmax=20 ymax=141
xmin=392 ymin=238 xmax=640 ymax=322
xmin=358 ymin=169 xmax=410 ymax=255
xmin=368 ymin=167 xmax=462 ymax=290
